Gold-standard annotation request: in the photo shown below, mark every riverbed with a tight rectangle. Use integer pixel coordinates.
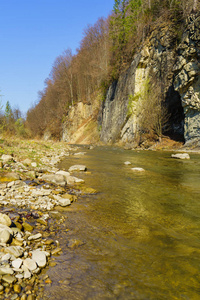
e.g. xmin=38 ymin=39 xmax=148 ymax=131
xmin=43 ymin=146 xmax=200 ymax=300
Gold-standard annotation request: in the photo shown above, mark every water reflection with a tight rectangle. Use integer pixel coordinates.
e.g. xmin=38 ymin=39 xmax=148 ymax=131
xmin=43 ymin=147 xmax=200 ymax=300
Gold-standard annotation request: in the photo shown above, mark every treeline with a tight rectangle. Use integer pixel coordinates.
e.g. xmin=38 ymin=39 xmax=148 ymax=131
xmin=0 ymin=101 xmax=27 ymax=137
xmin=26 ymin=0 xmax=199 ymax=139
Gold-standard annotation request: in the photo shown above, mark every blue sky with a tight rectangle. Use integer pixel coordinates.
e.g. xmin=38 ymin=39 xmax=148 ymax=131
xmin=0 ymin=0 xmax=114 ymax=115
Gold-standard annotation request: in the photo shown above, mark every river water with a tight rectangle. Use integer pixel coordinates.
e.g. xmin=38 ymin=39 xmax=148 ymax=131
xmin=43 ymin=147 xmax=200 ymax=300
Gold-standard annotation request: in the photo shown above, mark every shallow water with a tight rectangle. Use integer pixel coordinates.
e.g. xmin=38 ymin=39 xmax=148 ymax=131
xmin=43 ymin=147 xmax=200 ymax=300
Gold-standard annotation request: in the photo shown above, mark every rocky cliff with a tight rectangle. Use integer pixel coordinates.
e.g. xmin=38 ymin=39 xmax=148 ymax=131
xmin=63 ymin=13 xmax=200 ymax=147
xmin=173 ymin=14 xmax=200 ymax=147
xmin=99 ymin=13 xmax=200 ymax=146
xmin=62 ymin=99 xmax=100 ymax=144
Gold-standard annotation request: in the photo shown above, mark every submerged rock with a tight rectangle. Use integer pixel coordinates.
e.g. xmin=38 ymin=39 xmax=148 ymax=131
xmin=171 ymin=153 xmax=190 ymax=159
xmin=68 ymin=165 xmax=87 ymax=172
xmin=131 ymin=167 xmax=145 ymax=172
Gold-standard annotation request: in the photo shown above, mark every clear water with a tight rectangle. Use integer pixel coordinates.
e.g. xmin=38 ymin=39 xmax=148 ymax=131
xmin=43 ymin=147 xmax=200 ymax=300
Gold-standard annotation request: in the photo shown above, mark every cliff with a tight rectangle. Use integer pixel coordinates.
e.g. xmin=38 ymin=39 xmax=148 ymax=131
xmin=62 ymin=13 xmax=200 ymax=147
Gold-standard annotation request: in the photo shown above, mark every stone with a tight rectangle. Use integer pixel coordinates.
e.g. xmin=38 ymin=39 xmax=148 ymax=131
xmin=56 ymin=170 xmax=70 ymax=179
xmin=12 ymin=258 xmax=23 ymax=269
xmin=23 ymin=258 xmax=37 ymax=271
xmin=28 ymin=233 xmax=42 ymax=241
xmin=131 ymin=167 xmax=145 ymax=172
xmin=5 ymin=172 xmax=21 ymax=180
xmin=68 ymin=239 xmax=84 ymax=249
xmin=0 ymin=213 xmax=12 ymax=227
xmin=2 ymin=274 xmax=16 ymax=284
xmin=0 ymin=267 xmax=14 ymax=275
xmin=171 ymin=153 xmax=190 ymax=159
xmin=42 ymin=174 xmax=66 ymax=187
xmin=31 ymin=162 xmax=37 ymax=168
xmin=0 ymin=229 xmax=12 ymax=244
xmin=51 ymin=248 xmax=62 ymax=255
xmin=1 ymin=154 xmax=13 ymax=163
xmin=124 ymin=161 xmax=131 ymax=165
xmin=4 ymin=246 xmax=23 ymax=257
xmin=22 ymin=158 xmax=32 ymax=166
xmin=68 ymin=165 xmax=87 ymax=172
xmin=58 ymin=198 xmax=71 ymax=207
xmin=32 ymin=250 xmax=47 ymax=268
xmin=27 ymin=295 xmax=35 ymax=300
xmin=13 ymin=284 xmax=21 ymax=293
xmin=22 ymin=266 xmax=31 ymax=279
xmin=2 ymin=253 xmax=11 ymax=261
xmin=22 ymin=222 xmax=34 ymax=232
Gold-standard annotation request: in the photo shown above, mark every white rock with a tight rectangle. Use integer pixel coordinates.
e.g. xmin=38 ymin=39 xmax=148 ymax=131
xmin=12 ymin=258 xmax=23 ymax=269
xmin=42 ymin=174 xmax=66 ymax=187
xmin=124 ymin=161 xmax=131 ymax=165
xmin=31 ymin=162 xmax=37 ymax=167
xmin=58 ymin=198 xmax=71 ymax=207
xmin=1 ymin=253 xmax=11 ymax=261
xmin=131 ymin=167 xmax=145 ymax=172
xmin=23 ymin=258 xmax=37 ymax=271
xmin=56 ymin=170 xmax=70 ymax=179
xmin=22 ymin=266 xmax=31 ymax=279
xmin=32 ymin=250 xmax=47 ymax=268
xmin=28 ymin=233 xmax=42 ymax=241
xmin=66 ymin=176 xmax=84 ymax=185
xmin=171 ymin=153 xmax=190 ymax=159
xmin=0 ymin=213 xmax=12 ymax=227
xmin=0 ymin=267 xmax=14 ymax=275
xmin=68 ymin=165 xmax=87 ymax=172
xmin=4 ymin=246 xmax=23 ymax=258
xmin=0 ymin=229 xmax=11 ymax=244
xmin=0 ymin=224 xmax=13 ymax=235
xmin=1 ymin=154 xmax=13 ymax=163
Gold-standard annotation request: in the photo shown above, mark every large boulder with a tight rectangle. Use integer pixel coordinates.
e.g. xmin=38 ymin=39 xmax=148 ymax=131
xmin=68 ymin=165 xmax=87 ymax=172
xmin=42 ymin=174 xmax=66 ymax=187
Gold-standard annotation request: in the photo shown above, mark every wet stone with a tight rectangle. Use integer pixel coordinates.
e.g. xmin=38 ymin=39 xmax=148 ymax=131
xmin=2 ymin=274 xmax=16 ymax=284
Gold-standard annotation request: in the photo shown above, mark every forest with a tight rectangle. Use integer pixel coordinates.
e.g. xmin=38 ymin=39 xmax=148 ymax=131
xmin=5 ymin=0 xmax=199 ymax=139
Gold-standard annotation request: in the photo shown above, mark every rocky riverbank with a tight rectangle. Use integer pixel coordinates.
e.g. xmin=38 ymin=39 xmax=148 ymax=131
xmin=0 ymin=138 xmax=96 ymax=299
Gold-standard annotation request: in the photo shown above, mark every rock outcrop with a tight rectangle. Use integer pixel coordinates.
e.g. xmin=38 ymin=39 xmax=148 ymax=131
xmin=99 ymin=13 xmax=200 ymax=146
xmin=173 ymin=13 xmax=200 ymax=146
xmin=62 ymin=13 xmax=200 ymax=147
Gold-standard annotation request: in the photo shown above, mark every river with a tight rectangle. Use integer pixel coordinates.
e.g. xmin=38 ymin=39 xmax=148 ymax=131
xmin=43 ymin=146 xmax=200 ymax=300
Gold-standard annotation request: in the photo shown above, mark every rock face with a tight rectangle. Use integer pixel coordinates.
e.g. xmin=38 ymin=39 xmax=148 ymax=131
xmin=173 ymin=13 xmax=200 ymax=146
xmin=59 ymin=13 xmax=200 ymax=147
xmin=62 ymin=101 xmax=100 ymax=144
xmin=98 ymin=13 xmax=200 ymax=146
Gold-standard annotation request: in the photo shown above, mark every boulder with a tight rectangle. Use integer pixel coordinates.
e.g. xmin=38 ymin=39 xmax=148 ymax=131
xmin=68 ymin=165 xmax=87 ymax=172
xmin=171 ymin=153 xmax=190 ymax=159
xmin=42 ymin=174 xmax=66 ymax=187
xmin=124 ymin=161 xmax=131 ymax=165
xmin=56 ymin=170 xmax=70 ymax=179
xmin=131 ymin=167 xmax=145 ymax=172
xmin=58 ymin=198 xmax=71 ymax=207
xmin=66 ymin=176 xmax=84 ymax=185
